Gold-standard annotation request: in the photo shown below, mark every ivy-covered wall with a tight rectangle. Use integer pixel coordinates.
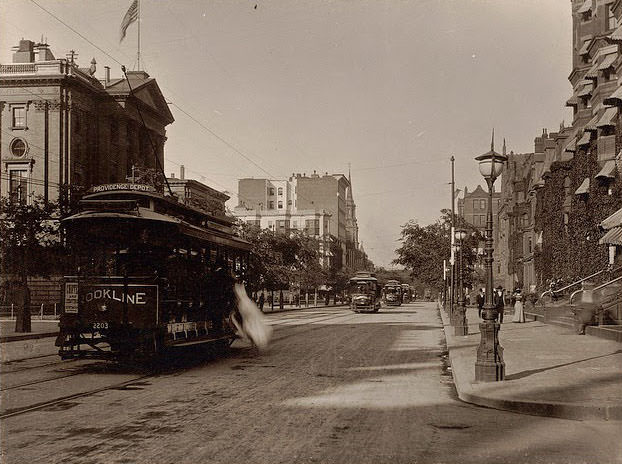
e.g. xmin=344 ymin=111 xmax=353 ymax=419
xmin=535 ymin=141 xmax=622 ymax=286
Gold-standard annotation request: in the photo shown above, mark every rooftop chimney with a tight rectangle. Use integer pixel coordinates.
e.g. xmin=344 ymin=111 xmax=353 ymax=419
xmin=170 ymin=173 xmax=175 ymax=178
xmin=104 ymin=66 xmax=111 ymax=85
xmin=12 ymin=39 xmax=35 ymax=63
xmin=180 ymin=165 xmax=185 ymax=180
xmin=34 ymin=42 xmax=55 ymax=61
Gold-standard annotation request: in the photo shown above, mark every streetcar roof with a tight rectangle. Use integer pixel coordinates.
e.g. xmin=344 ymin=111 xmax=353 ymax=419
xmin=349 ymin=276 xmax=377 ymax=283
xmin=63 ymin=206 xmax=252 ymax=251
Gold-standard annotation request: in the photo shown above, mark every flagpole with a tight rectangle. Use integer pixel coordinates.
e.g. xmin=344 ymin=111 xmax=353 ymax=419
xmin=137 ymin=0 xmax=141 ymax=71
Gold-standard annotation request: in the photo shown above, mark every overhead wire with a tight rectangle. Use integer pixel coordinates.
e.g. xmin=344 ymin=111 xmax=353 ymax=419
xmin=17 ymin=1 xmax=344 ymax=219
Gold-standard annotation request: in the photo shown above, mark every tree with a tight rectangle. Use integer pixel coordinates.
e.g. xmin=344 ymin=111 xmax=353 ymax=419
xmin=392 ymin=209 xmax=483 ymax=294
xmin=0 ymin=197 xmax=61 ymax=332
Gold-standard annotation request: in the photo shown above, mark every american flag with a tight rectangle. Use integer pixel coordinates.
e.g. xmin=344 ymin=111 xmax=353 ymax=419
xmin=120 ymin=0 xmax=138 ymax=42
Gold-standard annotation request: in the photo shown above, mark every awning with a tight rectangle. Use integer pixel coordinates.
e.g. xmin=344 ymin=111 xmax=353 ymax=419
xmin=566 ymin=95 xmax=579 ymax=106
xmin=601 ymin=207 xmax=622 ymax=230
xmin=564 ymin=138 xmax=576 ymax=153
xmin=610 ymin=24 xmax=622 ymax=42
xmin=603 ymin=85 xmax=622 ymax=105
xmin=595 ymin=160 xmax=617 ymax=179
xmin=575 ymin=177 xmax=590 ymax=195
xmin=597 ymin=53 xmax=617 ymax=70
xmin=579 ymin=38 xmax=592 ymax=55
xmin=584 ymin=112 xmax=601 ymax=131
xmin=577 ymin=85 xmax=592 ymax=97
xmin=599 ymin=227 xmax=622 ymax=245
xmin=585 ymin=65 xmax=599 ymax=79
xmin=577 ymin=132 xmax=592 ymax=146
xmin=577 ymin=0 xmax=592 ymax=14
xmin=596 ymin=106 xmax=618 ymax=127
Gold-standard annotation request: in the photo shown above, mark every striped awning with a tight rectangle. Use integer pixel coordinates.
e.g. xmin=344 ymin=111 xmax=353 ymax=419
xmin=566 ymin=95 xmax=579 ymax=106
xmin=598 ymin=53 xmax=617 ymax=70
xmin=609 ymin=24 xmax=622 ymax=42
xmin=599 ymin=227 xmax=622 ymax=245
xmin=579 ymin=38 xmax=592 ymax=55
xmin=596 ymin=106 xmax=618 ymax=127
xmin=595 ymin=160 xmax=617 ymax=179
xmin=564 ymin=138 xmax=577 ymax=153
xmin=575 ymin=177 xmax=590 ymax=195
xmin=601 ymin=207 xmax=622 ymax=230
xmin=577 ymin=0 xmax=592 ymax=13
xmin=577 ymin=132 xmax=592 ymax=146
xmin=584 ymin=112 xmax=601 ymax=131
xmin=604 ymin=86 xmax=622 ymax=106
xmin=577 ymin=84 xmax=593 ymax=97
xmin=585 ymin=65 xmax=599 ymax=79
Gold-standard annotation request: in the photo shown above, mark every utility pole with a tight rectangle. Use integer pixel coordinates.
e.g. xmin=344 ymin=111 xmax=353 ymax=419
xmin=450 ymin=156 xmax=455 ymax=322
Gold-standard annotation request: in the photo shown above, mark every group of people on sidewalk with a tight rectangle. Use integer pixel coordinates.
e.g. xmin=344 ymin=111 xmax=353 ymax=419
xmin=475 ymin=286 xmax=525 ymax=323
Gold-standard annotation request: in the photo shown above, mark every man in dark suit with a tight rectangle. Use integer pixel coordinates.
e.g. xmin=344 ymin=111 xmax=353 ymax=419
xmin=476 ymin=288 xmax=485 ymax=319
xmin=494 ymin=286 xmax=505 ymax=323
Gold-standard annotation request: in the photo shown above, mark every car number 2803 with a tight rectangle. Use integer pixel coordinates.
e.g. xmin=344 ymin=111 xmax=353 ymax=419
xmin=93 ymin=322 xmax=109 ymax=330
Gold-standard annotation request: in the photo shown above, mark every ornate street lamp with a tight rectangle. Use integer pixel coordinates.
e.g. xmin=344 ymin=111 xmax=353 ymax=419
xmin=474 ymin=133 xmax=507 ymax=381
xmin=454 ymin=228 xmax=468 ymax=336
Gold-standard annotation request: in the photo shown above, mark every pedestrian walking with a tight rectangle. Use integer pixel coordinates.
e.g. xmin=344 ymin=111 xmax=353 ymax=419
xmin=512 ymin=288 xmax=525 ymax=323
xmin=494 ymin=286 xmax=505 ymax=324
xmin=258 ymin=292 xmax=265 ymax=312
xmin=476 ymin=288 xmax=485 ymax=319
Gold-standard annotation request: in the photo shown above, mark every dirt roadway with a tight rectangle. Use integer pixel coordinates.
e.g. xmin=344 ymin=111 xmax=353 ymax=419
xmin=1 ymin=303 xmax=620 ymax=464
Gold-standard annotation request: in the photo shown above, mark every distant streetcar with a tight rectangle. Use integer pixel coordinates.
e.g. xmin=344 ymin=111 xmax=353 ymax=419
xmin=348 ymin=272 xmax=382 ymax=313
xmin=401 ymin=284 xmax=412 ymax=304
xmin=383 ymin=280 xmax=402 ymax=306
xmin=56 ymin=183 xmax=251 ymax=361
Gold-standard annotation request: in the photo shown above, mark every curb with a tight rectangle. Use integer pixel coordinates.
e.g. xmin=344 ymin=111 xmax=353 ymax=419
xmin=0 ymin=332 xmax=59 ymax=343
xmin=438 ymin=305 xmax=622 ymax=422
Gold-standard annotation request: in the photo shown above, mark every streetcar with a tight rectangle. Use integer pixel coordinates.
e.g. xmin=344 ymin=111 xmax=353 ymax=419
xmin=56 ymin=183 xmax=251 ymax=361
xmin=401 ymin=284 xmax=412 ymax=304
xmin=348 ymin=272 xmax=381 ymax=313
xmin=382 ymin=280 xmax=403 ymax=306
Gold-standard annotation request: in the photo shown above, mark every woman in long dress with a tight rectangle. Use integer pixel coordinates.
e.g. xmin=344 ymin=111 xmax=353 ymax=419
xmin=512 ymin=289 xmax=526 ymax=323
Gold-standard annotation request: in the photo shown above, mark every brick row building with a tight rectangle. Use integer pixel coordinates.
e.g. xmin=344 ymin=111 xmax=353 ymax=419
xmin=494 ymin=0 xmax=622 ymax=294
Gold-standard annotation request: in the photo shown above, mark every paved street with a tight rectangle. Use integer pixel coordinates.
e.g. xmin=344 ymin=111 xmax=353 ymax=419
xmin=1 ymin=302 xmax=620 ymax=464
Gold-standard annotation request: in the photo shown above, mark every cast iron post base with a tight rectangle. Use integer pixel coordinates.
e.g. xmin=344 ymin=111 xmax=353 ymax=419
xmin=475 ymin=320 xmax=505 ymax=381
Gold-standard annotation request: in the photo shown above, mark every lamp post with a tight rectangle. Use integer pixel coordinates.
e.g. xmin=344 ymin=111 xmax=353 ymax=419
xmin=454 ymin=228 xmax=468 ymax=336
xmin=474 ymin=133 xmax=507 ymax=382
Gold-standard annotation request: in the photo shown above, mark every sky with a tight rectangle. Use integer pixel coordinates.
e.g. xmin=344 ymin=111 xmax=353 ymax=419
xmin=0 ymin=0 xmax=573 ymax=267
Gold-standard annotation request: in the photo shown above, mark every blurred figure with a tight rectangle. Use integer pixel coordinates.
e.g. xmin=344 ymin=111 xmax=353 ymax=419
xmin=232 ymin=283 xmax=272 ymax=350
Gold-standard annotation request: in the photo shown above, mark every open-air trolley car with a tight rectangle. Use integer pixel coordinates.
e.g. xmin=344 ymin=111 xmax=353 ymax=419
xmin=56 ymin=183 xmax=251 ymax=361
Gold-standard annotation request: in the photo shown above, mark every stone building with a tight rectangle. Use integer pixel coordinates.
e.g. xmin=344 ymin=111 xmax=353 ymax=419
xmin=234 ymin=170 xmax=369 ymax=271
xmin=0 ymin=39 xmax=173 ymax=205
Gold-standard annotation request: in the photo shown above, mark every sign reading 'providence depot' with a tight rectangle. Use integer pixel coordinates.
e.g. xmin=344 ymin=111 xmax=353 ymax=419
xmin=90 ymin=183 xmax=156 ymax=193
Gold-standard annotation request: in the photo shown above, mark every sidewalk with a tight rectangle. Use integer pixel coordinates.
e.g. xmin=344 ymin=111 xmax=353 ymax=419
xmin=0 ymin=303 xmax=347 ymax=343
xmin=0 ymin=319 xmax=60 ymax=343
xmin=439 ymin=304 xmax=622 ymax=421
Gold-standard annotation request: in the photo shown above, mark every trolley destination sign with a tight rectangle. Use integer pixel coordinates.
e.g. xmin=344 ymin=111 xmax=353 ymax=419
xmin=64 ymin=282 xmax=159 ymax=327
xmin=90 ymin=183 xmax=156 ymax=193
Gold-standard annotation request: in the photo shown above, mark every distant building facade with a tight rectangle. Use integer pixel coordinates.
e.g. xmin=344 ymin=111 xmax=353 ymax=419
xmin=0 ymin=39 xmax=174 ymax=205
xmin=234 ymin=170 xmax=370 ymax=271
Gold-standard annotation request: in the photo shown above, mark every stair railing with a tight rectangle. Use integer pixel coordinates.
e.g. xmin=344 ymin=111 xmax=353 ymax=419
xmin=539 ymin=268 xmax=609 ymax=304
xmin=570 ymin=274 xmax=622 ymax=307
